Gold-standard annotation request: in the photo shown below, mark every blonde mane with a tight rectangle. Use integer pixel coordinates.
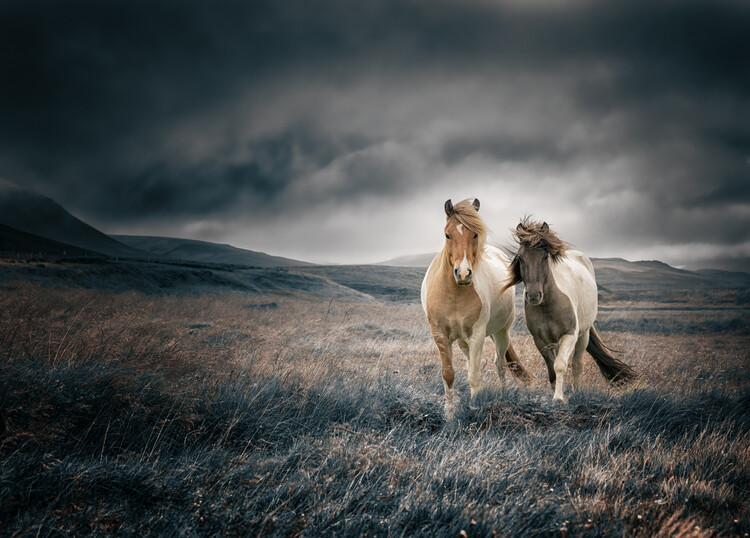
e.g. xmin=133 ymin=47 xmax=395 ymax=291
xmin=441 ymin=199 xmax=488 ymax=264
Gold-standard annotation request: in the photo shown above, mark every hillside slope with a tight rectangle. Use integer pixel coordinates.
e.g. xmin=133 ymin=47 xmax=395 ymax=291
xmin=113 ymin=235 xmax=313 ymax=267
xmin=0 ymin=179 xmax=144 ymax=258
xmin=0 ymin=224 xmax=102 ymax=257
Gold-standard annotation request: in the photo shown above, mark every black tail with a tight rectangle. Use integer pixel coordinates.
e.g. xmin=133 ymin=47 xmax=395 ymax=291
xmin=586 ymin=326 xmax=637 ymax=386
xmin=505 ymin=342 xmax=534 ymax=384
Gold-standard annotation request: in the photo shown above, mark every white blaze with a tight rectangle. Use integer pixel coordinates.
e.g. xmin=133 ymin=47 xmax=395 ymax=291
xmin=458 ymin=254 xmax=470 ymax=279
xmin=456 ymin=223 xmax=464 ymax=235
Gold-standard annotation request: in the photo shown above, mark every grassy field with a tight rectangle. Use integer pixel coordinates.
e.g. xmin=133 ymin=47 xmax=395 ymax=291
xmin=0 ymin=277 xmax=748 ymax=536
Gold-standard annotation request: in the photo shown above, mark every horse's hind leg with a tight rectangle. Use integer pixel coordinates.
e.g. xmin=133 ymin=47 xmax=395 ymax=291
xmin=571 ymin=331 xmax=589 ymax=391
xmin=491 ymin=331 xmax=510 ymax=386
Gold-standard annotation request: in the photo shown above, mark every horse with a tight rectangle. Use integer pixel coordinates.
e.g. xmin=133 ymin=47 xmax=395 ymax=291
xmin=421 ymin=198 xmax=532 ymax=416
xmin=502 ymin=218 xmax=636 ymax=401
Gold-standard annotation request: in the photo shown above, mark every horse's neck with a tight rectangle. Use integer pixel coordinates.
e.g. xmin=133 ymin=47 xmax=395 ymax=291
xmin=435 ymin=249 xmax=468 ymax=291
xmin=543 ymin=261 xmax=565 ymax=301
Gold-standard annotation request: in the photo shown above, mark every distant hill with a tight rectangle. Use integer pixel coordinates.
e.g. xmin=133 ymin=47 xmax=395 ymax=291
xmin=379 ymin=253 xmax=438 ymax=267
xmin=112 ymin=235 xmax=314 ymax=268
xmin=0 ymin=179 xmax=144 ymax=258
xmin=380 ymin=250 xmax=750 ymax=292
xmin=0 ymin=178 xmax=313 ymax=267
xmin=0 ymin=224 xmax=102 ymax=258
xmin=300 ymin=265 xmax=427 ymax=303
xmin=1 ymin=177 xmax=746 ymax=296
xmin=0 ymin=257 xmax=375 ymax=300
xmin=592 ymin=257 xmax=750 ymax=291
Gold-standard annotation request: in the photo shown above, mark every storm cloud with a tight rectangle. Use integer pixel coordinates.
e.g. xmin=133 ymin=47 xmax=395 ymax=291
xmin=1 ymin=0 xmax=748 ymax=268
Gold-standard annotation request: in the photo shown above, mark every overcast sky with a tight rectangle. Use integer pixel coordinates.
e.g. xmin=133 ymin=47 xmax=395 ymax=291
xmin=1 ymin=0 xmax=748 ymax=270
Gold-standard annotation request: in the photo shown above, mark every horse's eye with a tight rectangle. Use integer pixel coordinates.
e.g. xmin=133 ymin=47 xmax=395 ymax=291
xmin=445 ymin=234 xmax=451 ymax=240
xmin=473 ymin=233 xmax=478 ymax=239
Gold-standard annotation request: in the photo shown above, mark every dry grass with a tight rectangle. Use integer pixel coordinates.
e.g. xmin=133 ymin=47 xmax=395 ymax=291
xmin=0 ymin=280 xmax=748 ymax=536
xmin=1 ymin=279 xmax=745 ymax=393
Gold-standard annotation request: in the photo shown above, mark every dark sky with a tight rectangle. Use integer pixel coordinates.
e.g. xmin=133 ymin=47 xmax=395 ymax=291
xmin=1 ymin=0 xmax=748 ymax=269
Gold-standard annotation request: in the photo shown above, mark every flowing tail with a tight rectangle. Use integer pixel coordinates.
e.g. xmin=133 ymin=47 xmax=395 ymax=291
xmin=586 ymin=326 xmax=637 ymax=385
xmin=505 ymin=342 xmax=534 ymax=384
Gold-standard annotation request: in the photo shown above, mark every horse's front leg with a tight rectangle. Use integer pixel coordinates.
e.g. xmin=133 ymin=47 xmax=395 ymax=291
xmin=432 ymin=329 xmax=457 ymax=417
xmin=553 ymin=333 xmax=578 ymax=401
xmin=467 ymin=337 xmax=484 ymax=399
xmin=533 ymin=335 xmax=556 ymax=387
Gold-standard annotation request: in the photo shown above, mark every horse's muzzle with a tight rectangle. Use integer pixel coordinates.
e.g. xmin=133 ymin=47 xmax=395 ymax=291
xmin=526 ymin=291 xmax=543 ymax=305
xmin=454 ymin=268 xmax=473 ymax=286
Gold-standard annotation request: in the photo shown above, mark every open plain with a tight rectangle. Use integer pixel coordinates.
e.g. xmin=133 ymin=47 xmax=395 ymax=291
xmin=0 ymin=257 xmax=748 ymax=536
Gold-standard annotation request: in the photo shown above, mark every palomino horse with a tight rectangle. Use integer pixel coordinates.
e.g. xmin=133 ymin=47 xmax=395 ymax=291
xmin=421 ymin=199 xmax=531 ymax=416
xmin=503 ymin=218 xmax=636 ymax=401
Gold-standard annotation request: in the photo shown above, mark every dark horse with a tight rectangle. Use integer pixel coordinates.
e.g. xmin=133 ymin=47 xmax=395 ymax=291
xmin=502 ymin=218 xmax=636 ymax=401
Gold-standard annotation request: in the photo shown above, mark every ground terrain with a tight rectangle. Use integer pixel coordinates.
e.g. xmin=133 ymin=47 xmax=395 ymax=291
xmin=0 ymin=257 xmax=748 ymax=536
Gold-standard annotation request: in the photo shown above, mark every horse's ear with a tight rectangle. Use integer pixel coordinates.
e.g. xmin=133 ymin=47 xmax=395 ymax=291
xmin=541 ymin=222 xmax=549 ymax=232
xmin=472 ymin=198 xmax=480 ymax=211
xmin=444 ymin=199 xmax=454 ymax=216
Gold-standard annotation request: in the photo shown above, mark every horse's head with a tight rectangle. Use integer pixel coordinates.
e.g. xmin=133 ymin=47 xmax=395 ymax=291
xmin=443 ymin=198 xmax=485 ymax=286
xmin=514 ymin=239 xmax=550 ymax=305
xmin=506 ymin=218 xmax=568 ymax=305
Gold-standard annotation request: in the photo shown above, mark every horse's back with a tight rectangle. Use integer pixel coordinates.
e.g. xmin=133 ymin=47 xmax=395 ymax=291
xmin=476 ymin=245 xmax=513 ymax=298
xmin=568 ymin=250 xmax=595 ymax=278
xmin=482 ymin=245 xmax=512 ymax=276
xmin=556 ymin=250 xmax=598 ymax=331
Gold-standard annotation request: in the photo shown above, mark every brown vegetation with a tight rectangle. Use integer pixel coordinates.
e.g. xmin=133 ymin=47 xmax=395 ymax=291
xmin=0 ymin=279 xmax=748 ymax=536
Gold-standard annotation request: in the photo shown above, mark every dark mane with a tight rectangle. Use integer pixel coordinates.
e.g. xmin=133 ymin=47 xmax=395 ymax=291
xmin=513 ymin=217 xmax=568 ymax=261
xmin=501 ymin=217 xmax=569 ymax=293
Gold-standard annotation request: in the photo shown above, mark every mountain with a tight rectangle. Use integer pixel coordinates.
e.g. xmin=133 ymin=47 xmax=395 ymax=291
xmin=592 ymin=257 xmax=750 ymax=291
xmin=0 ymin=224 xmax=102 ymax=257
xmin=0 ymin=179 xmax=144 ymax=258
xmin=693 ymin=268 xmax=750 ymax=288
xmin=0 ymin=179 xmax=312 ymax=267
xmin=112 ymin=235 xmax=313 ymax=267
